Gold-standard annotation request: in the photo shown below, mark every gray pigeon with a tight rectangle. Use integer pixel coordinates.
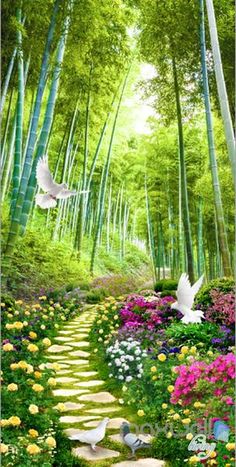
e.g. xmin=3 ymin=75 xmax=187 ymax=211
xmin=121 ymin=422 xmax=151 ymax=458
xmin=69 ymin=417 xmax=110 ymax=451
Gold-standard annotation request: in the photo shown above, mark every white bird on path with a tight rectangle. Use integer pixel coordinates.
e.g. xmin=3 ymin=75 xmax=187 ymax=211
xmin=171 ymin=273 xmax=205 ymax=324
xmin=69 ymin=417 xmax=110 ymax=451
xmin=35 ymin=156 xmax=89 ymax=209
xmin=121 ymin=422 xmax=151 ymax=458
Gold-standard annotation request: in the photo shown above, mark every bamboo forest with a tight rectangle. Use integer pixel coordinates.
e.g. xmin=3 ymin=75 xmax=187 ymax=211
xmin=1 ymin=0 xmax=235 ymax=466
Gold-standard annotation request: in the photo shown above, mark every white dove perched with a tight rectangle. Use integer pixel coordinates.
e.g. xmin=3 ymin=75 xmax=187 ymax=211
xmin=121 ymin=422 xmax=151 ymax=458
xmin=69 ymin=418 xmax=110 ymax=451
xmin=171 ymin=273 xmax=205 ymax=324
xmin=35 ymin=156 xmax=88 ymax=209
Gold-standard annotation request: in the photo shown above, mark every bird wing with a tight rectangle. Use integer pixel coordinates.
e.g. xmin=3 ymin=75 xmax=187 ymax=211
xmin=124 ymin=433 xmax=150 ymax=450
xmin=36 ymin=157 xmax=56 ymax=192
xmin=191 ymin=274 xmax=204 ymax=298
xmin=176 ymin=273 xmax=195 ymax=309
xmin=57 ymin=189 xmax=77 ymax=199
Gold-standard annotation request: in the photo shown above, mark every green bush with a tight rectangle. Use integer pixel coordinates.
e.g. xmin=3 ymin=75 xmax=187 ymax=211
xmin=195 ymin=277 xmax=235 ymax=307
xmin=86 ymin=288 xmax=107 ymax=303
xmin=160 ymin=289 xmax=176 ymax=298
xmin=154 ymin=279 xmax=178 ymax=292
xmin=165 ymin=321 xmax=223 ymax=346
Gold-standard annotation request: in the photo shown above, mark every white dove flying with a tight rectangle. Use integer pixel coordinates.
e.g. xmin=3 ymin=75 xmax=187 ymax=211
xmin=69 ymin=417 xmax=110 ymax=451
xmin=171 ymin=273 xmax=205 ymax=324
xmin=35 ymin=156 xmax=88 ymax=209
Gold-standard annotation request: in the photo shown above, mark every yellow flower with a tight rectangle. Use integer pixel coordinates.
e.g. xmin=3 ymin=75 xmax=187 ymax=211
xmin=186 ymin=433 xmax=193 ymax=440
xmin=55 ymin=403 xmax=66 ymax=412
xmin=152 ymin=375 xmax=158 ymax=381
xmin=99 ymin=329 xmax=104 ymax=334
xmin=0 ymin=443 xmax=9 ymax=454
xmin=42 ymin=338 xmax=51 ymax=347
xmin=208 ymin=451 xmax=217 ymax=459
xmin=29 ymin=331 xmax=37 ymax=339
xmin=1 ymin=419 xmax=10 ymax=427
xmin=193 ymin=401 xmax=202 ymax=408
xmin=122 ymin=385 xmax=128 ymax=392
xmin=184 ymin=409 xmax=191 ymax=415
xmin=23 ymin=321 xmax=28 ymax=326
xmin=15 ymin=300 xmax=23 ymax=305
xmin=188 ymin=455 xmax=200 ymax=464
xmin=226 ymin=443 xmax=235 ymax=451
xmin=47 ymin=377 xmax=56 ymax=386
xmin=26 ymin=364 xmax=34 ymax=374
xmin=29 ymin=404 xmax=39 ymax=414
xmin=182 ymin=418 xmax=191 ymax=425
xmin=26 ymin=444 xmax=41 ymax=455
xmin=39 ymin=296 xmax=47 ymax=300
xmin=1 ymin=302 xmax=6 ymax=307
xmin=207 ymin=350 xmax=214 ymax=356
xmin=7 ymin=383 xmax=18 ymax=391
xmin=173 ymin=413 xmax=180 ymax=420
xmin=178 ymin=353 xmax=185 ymax=361
xmin=151 ymin=366 xmax=157 ymax=372
xmin=9 ymin=416 xmax=21 ymax=426
xmin=27 ymin=344 xmax=39 ymax=352
xmin=28 ymin=429 xmax=39 ymax=438
xmin=52 ymin=363 xmax=60 ymax=370
xmin=158 ymin=353 xmax=166 ymax=362
xmin=32 ymin=384 xmax=44 ymax=392
xmin=6 ymin=323 xmax=14 ymax=330
xmin=181 ymin=346 xmax=189 ymax=354
xmin=137 ymin=410 xmax=145 ymax=417
xmin=25 ymin=311 xmax=30 ymax=316
xmin=166 ymin=431 xmax=172 ymax=438
xmin=190 ymin=346 xmax=197 ymax=354
xmin=3 ymin=343 xmax=14 ymax=351
xmin=14 ymin=321 xmax=24 ymax=330
xmin=10 ymin=363 xmax=19 ymax=370
xmin=41 ymin=325 xmax=46 ymax=330
xmin=45 ymin=436 xmax=56 ymax=448
xmin=18 ymin=360 xmax=28 ymax=369
xmin=34 ymin=371 xmax=42 ymax=379
xmin=208 ymin=461 xmax=217 ymax=466
xmin=162 ymin=403 xmax=168 ymax=409
xmin=167 ymin=385 xmax=174 ymax=393
xmin=34 ymin=304 xmax=41 ymax=309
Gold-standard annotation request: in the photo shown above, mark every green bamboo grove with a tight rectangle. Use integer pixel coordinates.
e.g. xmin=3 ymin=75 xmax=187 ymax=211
xmin=1 ymin=0 xmax=235 ymax=286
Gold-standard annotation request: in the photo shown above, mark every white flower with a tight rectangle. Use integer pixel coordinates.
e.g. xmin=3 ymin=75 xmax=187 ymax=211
xmin=126 ymin=376 xmax=133 ymax=382
xmin=109 ymin=373 xmax=113 ymax=378
xmin=108 ymin=362 xmax=112 ymax=367
xmin=137 ymin=373 xmax=142 ymax=378
xmin=118 ymin=375 xmax=124 ymax=380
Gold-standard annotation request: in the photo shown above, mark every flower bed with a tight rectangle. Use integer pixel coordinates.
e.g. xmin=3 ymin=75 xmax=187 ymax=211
xmin=90 ymin=286 xmax=235 ymax=466
xmin=1 ymin=294 xmax=82 ymax=465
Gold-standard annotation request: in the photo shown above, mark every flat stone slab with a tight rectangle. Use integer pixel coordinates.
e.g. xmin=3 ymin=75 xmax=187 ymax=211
xmin=55 ymin=363 xmax=69 ymax=369
xmin=53 ymin=389 xmax=90 ymax=397
xmin=75 ymin=380 xmax=104 ymax=388
xmin=59 ymin=402 xmax=85 ymax=411
xmin=78 ymin=392 xmax=116 ymax=403
xmin=110 ymin=433 xmax=153 ymax=444
xmin=74 ymin=371 xmax=98 ymax=378
xmin=58 ymin=330 xmax=75 ymax=335
xmin=72 ymin=446 xmax=120 ymax=461
xmin=64 ymin=359 xmax=89 ymax=366
xmin=69 ymin=350 xmax=90 ymax=358
xmin=60 ymin=415 xmax=101 ymax=424
xmin=84 ymin=417 xmax=127 ymax=429
xmin=113 ymin=460 xmax=165 ymax=467
xmin=54 ymin=337 xmax=74 ymax=342
xmin=55 ymin=376 xmax=78 ymax=384
xmin=47 ymin=344 xmax=72 ymax=353
xmin=85 ymin=407 xmax=121 ymax=414
xmin=68 ymin=341 xmax=89 ymax=348
xmin=70 ymin=334 xmax=89 ymax=339
xmin=57 ymin=370 xmax=72 ymax=375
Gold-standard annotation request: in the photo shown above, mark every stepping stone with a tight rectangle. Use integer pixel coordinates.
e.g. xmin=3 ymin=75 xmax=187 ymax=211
xmin=60 ymin=415 xmax=101 ymax=424
xmin=78 ymin=392 xmax=116 ymax=403
xmin=110 ymin=433 xmax=153 ymax=444
xmin=57 ymin=370 xmax=72 ymax=375
xmin=58 ymin=330 xmax=74 ymax=335
xmin=55 ymin=363 xmax=69 ymax=369
xmin=55 ymin=402 xmax=84 ymax=411
xmin=47 ymin=344 xmax=72 ymax=353
xmin=83 ymin=417 xmax=127 ymax=429
xmin=55 ymin=376 xmax=78 ymax=384
xmin=74 ymin=371 xmax=98 ymax=378
xmin=67 ymin=341 xmax=89 ymax=348
xmin=70 ymin=334 xmax=89 ymax=339
xmin=69 ymin=350 xmax=90 ymax=358
xmin=53 ymin=389 xmax=90 ymax=397
xmin=47 ymin=355 xmax=68 ymax=360
xmin=113 ymin=460 xmax=165 ymax=466
xmin=85 ymin=407 xmax=121 ymax=414
xmin=75 ymin=380 xmax=104 ymax=388
xmin=72 ymin=446 xmax=120 ymax=461
xmin=54 ymin=337 xmax=74 ymax=342
xmin=64 ymin=359 xmax=89 ymax=366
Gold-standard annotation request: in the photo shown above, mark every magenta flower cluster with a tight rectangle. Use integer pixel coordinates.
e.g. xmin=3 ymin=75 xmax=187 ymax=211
xmin=171 ymin=353 xmax=236 ymax=405
xmin=206 ymin=290 xmax=235 ymax=326
xmin=119 ymin=294 xmax=175 ymax=331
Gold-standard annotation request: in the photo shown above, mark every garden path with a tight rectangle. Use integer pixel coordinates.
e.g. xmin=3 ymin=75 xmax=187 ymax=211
xmin=47 ymin=305 xmax=165 ymax=466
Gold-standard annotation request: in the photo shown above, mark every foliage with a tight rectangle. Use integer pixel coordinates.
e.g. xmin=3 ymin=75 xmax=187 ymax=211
xmin=165 ymin=322 xmax=222 ymax=347
xmin=205 ymin=289 xmax=235 ymax=326
xmin=86 ymin=287 xmax=107 ymax=303
xmin=154 ymin=279 xmax=178 ymax=292
xmin=106 ymin=338 xmax=148 ymax=383
xmin=195 ymin=278 xmax=235 ymax=307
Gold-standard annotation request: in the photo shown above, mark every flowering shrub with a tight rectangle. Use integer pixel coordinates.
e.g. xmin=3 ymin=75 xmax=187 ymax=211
xmin=1 ymin=295 xmax=81 ymax=465
xmin=106 ymin=338 xmax=147 ymax=382
xmin=206 ymin=290 xmax=235 ymax=326
xmin=91 ymin=274 xmax=140 ymax=297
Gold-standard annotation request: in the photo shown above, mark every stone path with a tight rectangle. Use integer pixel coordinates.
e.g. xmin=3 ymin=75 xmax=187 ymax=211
xmin=47 ymin=305 xmax=165 ymax=466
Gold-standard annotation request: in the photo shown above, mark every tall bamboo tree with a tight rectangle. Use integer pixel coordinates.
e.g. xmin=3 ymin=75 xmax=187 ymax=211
xmin=199 ymin=0 xmax=232 ymax=276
